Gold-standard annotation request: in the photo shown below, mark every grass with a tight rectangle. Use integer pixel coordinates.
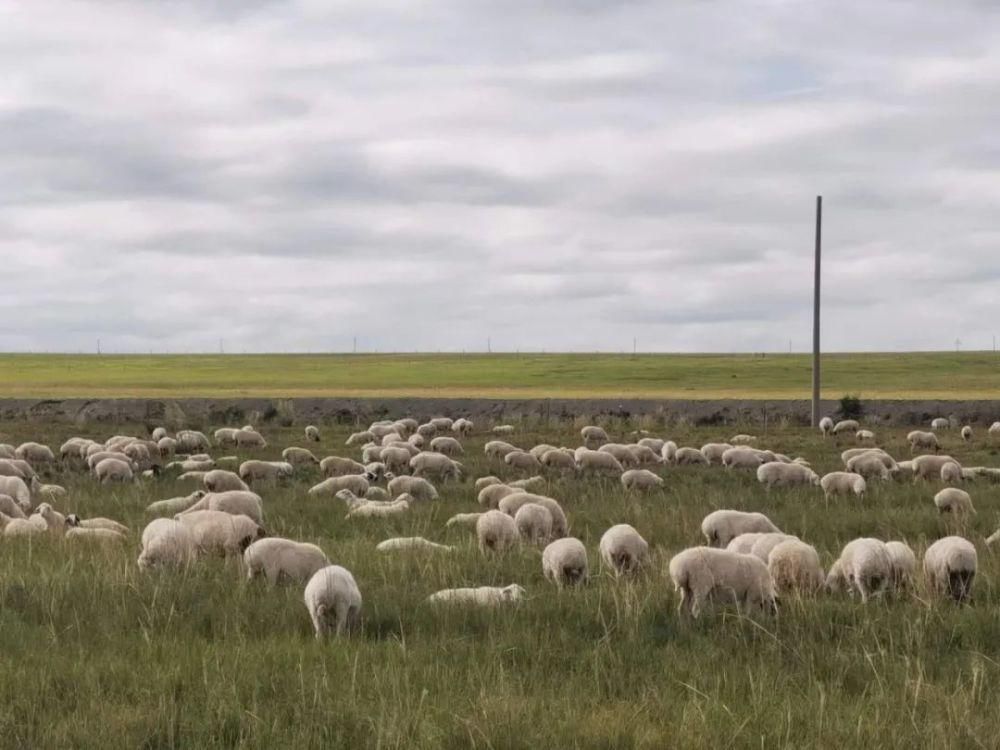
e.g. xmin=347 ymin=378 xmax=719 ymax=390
xmin=1 ymin=352 xmax=999 ymax=399
xmin=1 ymin=418 xmax=1000 ymax=747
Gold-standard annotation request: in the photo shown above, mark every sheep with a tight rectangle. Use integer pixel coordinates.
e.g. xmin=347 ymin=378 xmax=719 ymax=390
xmin=484 ymin=441 xmax=518 ymax=459
xmin=542 ymin=538 xmax=589 ymax=587
xmin=95 ymin=457 xmax=134 ymax=483
xmin=959 ymin=425 xmax=972 ymax=442
xmin=146 ymin=490 xmax=205 ymax=515
xmin=730 ymin=434 xmax=757 ymax=445
xmin=504 ymin=450 xmax=542 ymax=472
xmin=701 ymin=510 xmax=781 ymax=548
xmin=304 ymin=425 xmax=321 ymax=442
xmin=157 ymin=437 xmax=177 ymax=457
xmin=137 ymin=518 xmax=196 ymax=569
xmin=475 ymin=476 xmax=502 ymax=492
xmin=722 ymin=447 xmax=763 ymax=470
xmin=0 ymin=459 xmax=34 ymax=479
xmin=599 ymin=524 xmax=648 ymax=575
xmin=309 ymin=475 xmax=370 ymax=498
xmin=700 ymin=443 xmax=732 ymax=465
xmin=513 ymin=503 xmax=553 ymax=545
xmin=387 ymin=475 xmax=438 ymax=502
xmin=379 ymin=447 xmax=413 ymax=474
xmin=492 ymin=425 xmax=515 ymax=435
xmin=748 ymin=533 xmax=798 ymax=562
xmin=668 ymin=547 xmax=776 ymax=619
xmin=540 ymin=449 xmax=577 ymax=474
xmin=245 ymin=538 xmax=329 ymax=584
xmin=819 ymin=416 xmax=834 ymax=436
xmin=176 ymin=430 xmax=211 ymax=453
xmin=580 ymin=425 xmax=608 ymax=447
xmin=232 ymin=429 xmax=265 ymax=450
xmin=477 ymin=483 xmax=515 ymax=508
xmin=626 ymin=444 xmax=662 ymax=466
xmin=239 ymin=460 xmax=294 ymax=484
xmin=497 ymin=493 xmax=568 ymax=538
xmin=0 ymin=512 xmax=47 ymax=537
xmin=178 ymin=490 xmax=264 ymax=524
xmin=933 ymin=487 xmax=975 ymax=515
xmin=620 ymin=469 xmax=664 ymax=491
xmin=726 ymin=533 xmax=767 ymax=555
xmin=756 ymin=462 xmax=818 ymax=489
xmin=931 ymin=417 xmax=951 ymax=430
xmin=452 ymin=418 xmax=474 ymax=436
xmin=410 ymin=451 xmax=462 ymax=480
xmin=598 ymin=444 xmax=638 ymax=468
xmin=820 ymin=472 xmax=867 ymax=499
xmin=30 ymin=477 xmax=66 ymax=501
xmin=214 ymin=428 xmax=240 ymax=447
xmin=912 ymin=454 xmax=959 ymax=481
xmin=202 ymin=469 xmax=250 ymax=493
xmin=375 ymin=537 xmax=453 ymax=552
xmin=841 ymin=447 xmax=894 ymax=466
xmin=767 ymin=540 xmax=824 ymax=595
xmin=282 ymin=447 xmax=320 ymax=467
xmin=175 ymin=510 xmax=266 ymax=557
xmin=476 ymin=510 xmax=519 ymax=553
xmin=427 ymin=584 xmax=526 ymax=606
xmin=0 ymin=494 xmax=26 ymax=519
xmin=15 ymin=442 xmax=55 ymax=464
xmin=509 ymin=476 xmax=546 ymax=492
xmin=940 ymin=461 xmax=964 ymax=485
xmin=826 ymin=538 xmax=891 ymax=602
xmin=637 ymin=437 xmax=665 ymax=453
xmin=831 ymin=419 xmax=860 ymax=435
xmin=990 ymin=422 xmax=1000 ymax=437
xmin=923 ymin=536 xmax=976 ymax=602
xmin=346 ymin=430 xmax=375 ymax=446
xmin=575 ymin=449 xmax=623 ymax=475
xmin=304 ymin=565 xmax=362 ymax=638
xmin=856 ymin=429 xmax=876 ymax=443
xmin=429 ymin=436 xmax=464 ymax=456
xmin=885 ymin=541 xmax=916 ymax=591
xmin=445 ymin=512 xmax=484 ymax=528
xmin=364 ymin=487 xmax=390 ymax=503
xmin=907 ymin=431 xmax=940 ymax=454
xmin=0 ymin=476 xmax=31 ymax=512
xmin=69 ymin=516 xmax=129 ymax=535
xmin=369 ymin=423 xmax=399 ymax=439
xmin=661 ymin=441 xmax=678 ymax=464
xmin=845 ymin=453 xmax=890 ymax=481
xmin=320 ymin=456 xmax=366 ymax=477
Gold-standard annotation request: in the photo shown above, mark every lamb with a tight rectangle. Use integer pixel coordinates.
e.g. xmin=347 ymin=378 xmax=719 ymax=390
xmin=410 ymin=451 xmax=462 ymax=480
xmin=831 ymin=419 xmax=860 ymax=435
xmin=475 ymin=476 xmax=502 ymax=492
xmin=730 ymin=434 xmax=757 ymax=445
xmin=575 ymin=449 xmax=624 ymax=475
xmin=819 ymin=416 xmax=834 ymax=436
xmin=484 ymin=441 xmax=518 ymax=459
xmin=931 ymin=417 xmax=951 ymax=430
xmin=923 ymin=536 xmax=976 ymax=602
xmin=375 ymin=537 xmax=453 ymax=552
xmin=137 ymin=518 xmax=196 ymax=569
xmin=961 ymin=425 xmax=972 ymax=442
xmin=239 ymin=460 xmax=294 ymax=483
xmin=304 ymin=565 xmax=362 ymax=638
xmin=476 ymin=510 xmax=519 ymax=553
xmin=912 ymin=454 xmax=959 ymax=481
xmin=668 ymin=547 xmax=777 ymax=618
xmin=174 ymin=510 xmax=266 ymax=557
xmin=756 ymin=462 xmax=818 ymax=489
xmin=320 ymin=456 xmax=366 ymax=477
xmin=15 ymin=442 xmax=55 ymax=464
xmin=767 ymin=539 xmax=824 ymax=595
xmin=452 ymin=418 xmax=474 ymax=436
xmin=700 ymin=443 xmax=732 ymax=465
xmin=599 ymin=524 xmax=649 ymax=575
xmin=387 ymin=475 xmax=438 ymax=502
xmin=282 ymin=447 xmax=320 ymax=466
xmin=146 ymin=490 xmax=205 ymax=515
xmin=856 ymin=429 xmax=876 ymax=443
xmin=542 ymin=538 xmax=589 ymax=587
xmin=305 ymin=425 xmax=321 ymax=442
xmin=430 ymin=436 xmax=464 ymax=456
xmin=620 ymin=469 xmax=664 ymax=491
xmin=826 ymin=538 xmax=891 ymax=602
xmin=907 ymin=430 xmax=940 ymax=453
xmin=701 ymin=510 xmax=781 ymax=548
xmin=427 ymin=584 xmax=526 ymax=606
xmin=492 ymin=424 xmax=515 ymax=435
xmin=722 ymin=447 xmax=763 ymax=470
xmin=202 ymin=469 xmax=250 ymax=493
xmin=95 ymin=457 xmax=134 ymax=483
xmin=885 ymin=541 xmax=916 ymax=591
xmin=445 ymin=512 xmax=484 ymax=528
xmin=245 ymin=538 xmax=329 ymax=584
xmin=178 ymin=490 xmax=264 ymax=524
xmin=309 ymin=475 xmax=370 ymax=498
xmin=933 ymin=487 xmax=975 ymax=515
xmin=513 ymin=503 xmax=553 ymax=545
xmin=820 ymin=472 xmax=867 ymax=499
xmin=580 ymin=425 xmax=609 ymax=446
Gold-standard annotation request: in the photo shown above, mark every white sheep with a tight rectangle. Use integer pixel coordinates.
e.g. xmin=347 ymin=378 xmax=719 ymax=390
xmin=387 ymin=475 xmax=438 ymax=502
xmin=282 ymin=447 xmax=320 ymax=467
xmin=379 ymin=446 xmax=413 ymax=474
xmin=427 ymin=584 xmax=526 ymax=606
xmin=620 ymin=469 xmax=664 ymax=491
xmin=819 ymin=416 xmax=834 ymax=436
xmin=726 ymin=533 xmax=766 ymax=555
xmin=748 ymin=533 xmax=798 ymax=562
xmin=513 ymin=503 xmax=553 ymax=545
xmin=668 ymin=547 xmax=776 ymax=618
xmin=701 ymin=510 xmax=781 ymax=548
xmin=933 ymin=487 xmax=975 ymax=515
xmin=475 ymin=476 xmax=502 ymax=492
xmin=476 ymin=510 xmax=519 ymax=553
xmin=146 ymin=490 xmax=205 ymax=515
xmin=203 ymin=469 xmax=250 ymax=493
xmin=907 ymin=430 xmax=940 ymax=454
xmin=345 ymin=497 xmax=412 ymax=519
xmin=575 ymin=449 xmax=624 ymax=475
xmin=176 ymin=430 xmax=211 ymax=453
xmin=320 ymin=456 xmax=367 ymax=477
xmin=492 ymin=424 xmax=515 ymax=435
xmin=885 ymin=541 xmax=916 ymax=591
xmin=430 ymin=436 xmax=464 ymax=456
xmin=452 ymin=418 xmax=474 ymax=436
xmin=137 ymin=518 xmax=196 ymax=569
xmin=309 ymin=475 xmax=370 ymax=498
xmin=65 ymin=526 xmax=125 ymax=543
xmin=598 ymin=524 xmax=648 ymax=575
xmin=826 ymin=538 xmax=891 ymax=602
xmin=409 ymin=451 xmax=462 ymax=480
xmin=931 ymin=417 xmax=951 ymax=430
xmin=940 ymin=461 xmax=964 ymax=485
xmin=95 ymin=457 xmax=134 ymax=483
xmin=831 ymin=419 xmax=860 ymax=435
xmin=174 ymin=510 xmax=265 ymax=557
xmin=0 ymin=494 xmax=26 ymax=519
xmin=497 ymin=493 xmax=568 ymax=538
xmin=845 ymin=453 xmax=891 ymax=481
xmin=346 ymin=430 xmax=375 ymax=446
xmin=912 ymin=454 xmax=960 ymax=481
xmin=305 ymin=425 xmax=321 ymax=442
xmin=178 ymin=490 xmax=264 ymax=524
xmin=961 ymin=425 xmax=972 ymax=442
xmin=598 ymin=444 xmax=639 ymax=468
xmin=856 ymin=429 xmax=876 ymax=443
xmin=375 ymin=537 xmax=453 ymax=552
xmin=767 ymin=539 xmax=824 ymax=595
xmin=820 ymin=472 xmax=867 ymax=499
xmin=700 ymin=443 xmax=732 ymax=465
xmin=542 ymin=538 xmax=589 ymax=587
xmin=504 ymin=450 xmax=542 ymax=472
xmin=722 ymin=447 xmax=763 ymax=470
xmin=580 ymin=425 xmax=608 ymax=446
xmin=304 ymin=565 xmax=362 ymax=638
xmin=239 ymin=460 xmax=294 ymax=483
xmin=445 ymin=512 xmax=484 ymax=528
xmin=661 ymin=441 xmax=678 ymax=464
xmin=540 ymin=449 xmax=577 ymax=474
xmin=484 ymin=440 xmax=518 ymax=459
xmin=245 ymin=538 xmax=329 ymax=584
xmin=923 ymin=536 xmax=976 ymax=602
xmin=70 ymin=516 xmax=129 ymax=535
xmin=0 ymin=476 xmax=31 ymax=511
xmin=730 ymin=434 xmax=757 ymax=445
xmin=15 ymin=442 xmax=55 ymax=464
xmin=756 ymin=462 xmax=818 ymax=489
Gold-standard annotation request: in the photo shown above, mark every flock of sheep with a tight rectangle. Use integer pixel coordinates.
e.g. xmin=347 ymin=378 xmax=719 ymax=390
xmin=2 ymin=413 xmax=999 ymax=636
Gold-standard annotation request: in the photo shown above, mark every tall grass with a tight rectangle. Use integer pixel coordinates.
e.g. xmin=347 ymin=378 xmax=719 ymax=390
xmin=0 ymin=420 xmax=999 ymax=747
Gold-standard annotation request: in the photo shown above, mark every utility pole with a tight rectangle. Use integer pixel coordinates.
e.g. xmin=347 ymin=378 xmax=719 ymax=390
xmin=97 ymin=339 xmax=102 ymax=356
xmin=487 ymin=337 xmax=491 ymax=353
xmin=811 ymin=196 xmax=822 ymax=428
xmin=353 ymin=336 xmax=357 ymax=354
xmin=633 ymin=337 xmax=637 ymax=357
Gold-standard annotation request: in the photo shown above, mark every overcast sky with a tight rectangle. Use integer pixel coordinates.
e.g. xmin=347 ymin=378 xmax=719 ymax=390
xmin=3 ymin=1 xmax=999 ymax=353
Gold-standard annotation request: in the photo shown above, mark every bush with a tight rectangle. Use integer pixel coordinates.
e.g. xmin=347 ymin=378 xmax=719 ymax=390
xmin=838 ymin=394 xmax=864 ymax=420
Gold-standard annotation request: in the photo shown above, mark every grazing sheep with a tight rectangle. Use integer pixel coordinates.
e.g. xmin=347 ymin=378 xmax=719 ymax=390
xmin=305 ymin=425 xmax=321 ymax=442
xmin=542 ymin=538 xmax=589 ymax=587
xmin=137 ymin=518 xmax=196 ymax=569
xmin=748 ymin=533 xmax=798 ymax=562
xmin=575 ymin=449 xmax=624 ymax=475
xmin=427 ymin=584 xmax=526 ymax=606
xmin=540 ymin=449 xmax=577 ymax=474
xmin=931 ymin=417 xmax=951 ymax=430
xmin=831 ymin=419 xmax=860 ymax=435
xmin=346 ymin=431 xmax=375 ymax=446
xmin=940 ymin=461 xmax=964 ymax=485
xmin=95 ymin=457 xmax=134 ymax=483
xmin=767 ymin=539 xmax=824 ymax=595
xmin=445 ymin=512 xmax=483 ymax=528
xmin=990 ymin=422 xmax=1000 ymax=437
xmin=509 ymin=476 xmax=546 ymax=492
xmin=580 ymin=425 xmax=608 ymax=447
xmin=598 ymin=444 xmax=638 ymax=468
xmin=599 ymin=524 xmax=649 ymax=575
xmin=484 ymin=441 xmax=518 ymax=459
xmin=157 ymin=437 xmax=177 ymax=457
xmin=69 ymin=516 xmax=129 ymax=535
xmin=452 ymin=418 xmax=474 ymax=436
xmin=282 ymin=447 xmax=320 ymax=467
xmin=430 ymin=436 xmax=464 ymax=456
xmin=819 ymin=416 xmax=834 ymax=436
xmin=0 ymin=477 xmax=31 ymax=512
xmin=175 ymin=510 xmax=266 ymax=557
xmin=497 ymin=493 xmax=568 ymax=538
xmin=245 ymin=538 xmax=329 ymax=584
xmin=346 ymin=497 xmax=411 ymax=519
xmin=0 ymin=494 xmax=26 ymax=519
xmin=513 ymin=503 xmax=553 ymax=545
xmin=722 ymin=447 xmax=764 ymax=470
xmin=756 ymin=462 xmax=818 ymax=489
xmin=30 ymin=477 xmax=66 ymax=501
xmin=387 ymin=475 xmax=438 ymax=502
xmin=176 ymin=430 xmax=211 ymax=453
xmin=826 ymin=538 xmax=891 ymax=602
xmin=627 ymin=444 xmax=662 ymax=466
xmin=476 ymin=510 xmax=519 ymax=553
xmin=309 ymin=475 xmax=370 ymax=498
xmin=885 ymin=541 xmax=916 ymax=591
xmin=820 ymin=472 xmax=867 ymax=499
xmin=320 ymin=456 xmax=367 ymax=477
xmin=961 ymin=425 xmax=972 ymax=442
xmin=410 ymin=451 xmax=462 ymax=480
xmin=700 ymin=443 xmax=732 ymax=465
xmin=661 ymin=441 xmax=678 ymax=464
xmin=845 ymin=453 xmax=891 ymax=481
xmin=214 ymin=428 xmax=240 ymax=447
xmin=304 ymin=565 xmax=362 ymax=639
xmin=15 ymin=442 xmax=55 ymax=464
xmin=0 ymin=459 xmax=34 ymax=480
xmin=478 ymin=483 xmax=516 ymax=508
xmin=375 ymin=537 xmax=453 ymax=552
xmin=907 ymin=431 xmax=940 ymax=454
xmin=504 ymin=450 xmax=542 ymax=472
xmin=668 ymin=547 xmax=776 ymax=619
xmin=701 ymin=510 xmax=781 ymax=548
xmin=933 ymin=487 xmax=975 ymax=515
xmin=730 ymin=434 xmax=757 ymax=445
xmin=726 ymin=533 xmax=767 ymax=555
xmin=620 ymin=469 xmax=664 ymax=491
xmin=923 ymin=536 xmax=977 ymax=602
xmin=146 ymin=490 xmax=205 ymax=516
xmin=475 ymin=476 xmax=502 ymax=492
xmin=379 ymin=446 xmax=413 ymax=474
xmin=912 ymin=454 xmax=960 ymax=481
xmin=856 ymin=429 xmax=876 ymax=443
xmin=178 ymin=490 xmax=264 ymax=524
xmin=65 ymin=527 xmax=125 ymax=543
xmin=492 ymin=425 xmax=515 ymax=435
xmin=202 ymin=469 xmax=250 ymax=493
xmin=239 ymin=460 xmax=294 ymax=483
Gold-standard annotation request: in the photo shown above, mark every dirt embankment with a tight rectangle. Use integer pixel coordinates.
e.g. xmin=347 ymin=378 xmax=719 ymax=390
xmin=0 ymin=397 xmax=997 ymax=428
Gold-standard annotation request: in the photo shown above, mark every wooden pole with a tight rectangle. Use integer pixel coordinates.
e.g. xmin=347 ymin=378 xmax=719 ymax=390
xmin=811 ymin=196 xmax=822 ymax=427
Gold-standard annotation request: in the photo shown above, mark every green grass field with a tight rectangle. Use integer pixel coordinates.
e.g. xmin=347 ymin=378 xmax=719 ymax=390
xmin=0 ymin=352 xmax=998 ymax=399
xmin=1 ymin=419 xmax=1000 ymax=747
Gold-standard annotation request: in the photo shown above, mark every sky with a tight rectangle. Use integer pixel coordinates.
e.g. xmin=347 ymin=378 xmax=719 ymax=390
xmin=2 ymin=0 xmax=999 ymax=354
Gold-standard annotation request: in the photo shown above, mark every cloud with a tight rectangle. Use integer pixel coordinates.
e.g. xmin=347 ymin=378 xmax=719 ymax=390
xmin=1 ymin=0 xmax=999 ymax=353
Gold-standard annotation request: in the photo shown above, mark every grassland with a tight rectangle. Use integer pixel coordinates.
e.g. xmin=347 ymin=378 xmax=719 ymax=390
xmin=1 ymin=419 xmax=1000 ymax=747
xmin=0 ymin=352 xmax=998 ymax=399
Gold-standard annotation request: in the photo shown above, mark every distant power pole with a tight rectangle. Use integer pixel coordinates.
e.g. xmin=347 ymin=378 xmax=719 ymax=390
xmin=487 ymin=337 xmax=492 ymax=353
xmin=633 ymin=337 xmax=637 ymax=357
xmin=219 ymin=338 xmax=224 ymax=354
xmin=811 ymin=196 xmax=822 ymax=428
xmin=97 ymin=339 xmax=102 ymax=356
xmin=353 ymin=336 xmax=357 ymax=354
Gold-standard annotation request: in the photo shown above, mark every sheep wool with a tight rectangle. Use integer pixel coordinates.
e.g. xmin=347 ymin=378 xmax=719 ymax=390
xmin=669 ymin=547 xmax=776 ymax=618
xmin=598 ymin=524 xmax=648 ymax=575
xmin=304 ymin=565 xmax=362 ymax=639
xmin=245 ymin=538 xmax=329 ymax=584
xmin=923 ymin=536 xmax=976 ymax=602
xmin=542 ymin=538 xmax=589 ymax=587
